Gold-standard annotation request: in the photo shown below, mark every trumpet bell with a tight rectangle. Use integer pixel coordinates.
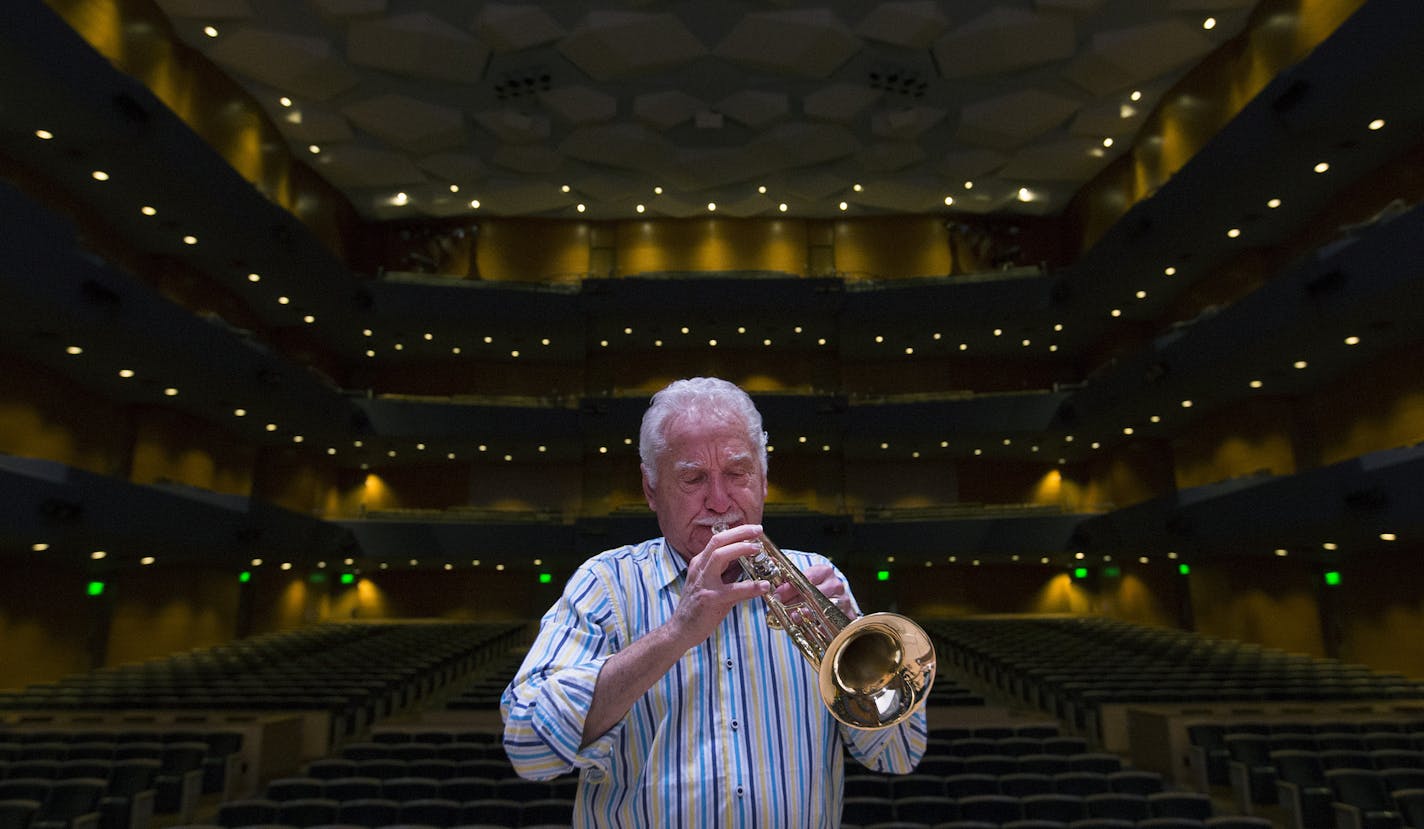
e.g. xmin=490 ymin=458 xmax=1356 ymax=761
xmin=819 ymin=612 xmax=936 ymax=730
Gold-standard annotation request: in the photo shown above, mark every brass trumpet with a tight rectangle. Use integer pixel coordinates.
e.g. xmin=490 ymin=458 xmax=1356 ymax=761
xmin=717 ymin=523 xmax=936 ymax=730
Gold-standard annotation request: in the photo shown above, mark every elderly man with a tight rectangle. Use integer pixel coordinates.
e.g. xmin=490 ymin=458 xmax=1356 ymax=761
xmin=502 ymin=377 xmax=926 ymax=827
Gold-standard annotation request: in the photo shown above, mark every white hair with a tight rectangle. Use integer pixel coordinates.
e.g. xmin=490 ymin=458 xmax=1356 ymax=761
xmin=639 ymin=377 xmax=768 ymax=486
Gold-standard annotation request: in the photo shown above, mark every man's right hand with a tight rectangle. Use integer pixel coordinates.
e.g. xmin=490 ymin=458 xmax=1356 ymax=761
xmin=669 ymin=523 xmax=771 ymax=649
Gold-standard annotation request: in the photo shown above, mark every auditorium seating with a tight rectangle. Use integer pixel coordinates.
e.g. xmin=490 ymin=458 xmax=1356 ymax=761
xmin=0 ymin=624 xmax=525 ymax=743
xmin=928 ymin=618 xmax=1424 ymax=743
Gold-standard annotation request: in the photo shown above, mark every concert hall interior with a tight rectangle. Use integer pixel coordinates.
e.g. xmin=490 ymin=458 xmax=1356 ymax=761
xmin=2 ymin=1 xmax=1424 ymax=827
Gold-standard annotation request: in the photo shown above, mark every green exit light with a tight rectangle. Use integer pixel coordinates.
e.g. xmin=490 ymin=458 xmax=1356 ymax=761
xmin=877 ymin=570 xmax=890 ymax=581
xmin=87 ymin=581 xmax=105 ymax=597
xmin=1073 ymin=567 xmax=1089 ymax=579
xmin=1179 ymin=563 xmax=1191 ymax=576
xmin=238 ymin=571 xmax=251 ymax=583
xmin=539 ymin=573 xmax=552 ymax=584
xmin=1324 ymin=571 xmax=1342 ymax=586
xmin=340 ymin=573 xmax=355 ymax=585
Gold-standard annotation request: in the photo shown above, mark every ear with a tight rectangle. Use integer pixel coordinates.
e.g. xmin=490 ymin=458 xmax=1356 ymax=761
xmin=640 ymin=464 xmax=658 ymax=511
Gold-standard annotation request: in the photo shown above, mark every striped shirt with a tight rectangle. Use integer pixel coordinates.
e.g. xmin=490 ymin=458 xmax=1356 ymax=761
xmin=501 ymin=536 xmax=928 ymax=828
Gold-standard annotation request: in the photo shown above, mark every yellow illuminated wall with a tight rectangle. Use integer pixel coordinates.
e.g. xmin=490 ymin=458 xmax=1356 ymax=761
xmin=1190 ymin=557 xmax=1326 ymax=656
xmin=129 ymin=407 xmax=254 ymax=495
xmin=832 ymin=217 xmax=952 ymax=280
xmin=615 ymin=218 xmax=809 ymax=276
xmin=0 ymin=355 xmax=132 ymax=476
xmin=105 ymin=564 xmax=239 ymax=666
xmin=1312 ymin=343 xmax=1424 ymax=466
xmin=475 ymin=220 xmax=592 ymax=282
xmin=1171 ymin=397 xmax=1300 ymax=490
xmin=0 ymin=560 xmax=97 ymax=689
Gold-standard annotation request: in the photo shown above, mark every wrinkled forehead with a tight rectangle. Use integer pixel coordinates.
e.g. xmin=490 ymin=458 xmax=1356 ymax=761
xmin=660 ymin=411 xmax=759 ymax=468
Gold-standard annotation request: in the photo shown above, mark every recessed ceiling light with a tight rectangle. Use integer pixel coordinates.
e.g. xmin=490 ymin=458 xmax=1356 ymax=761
xmin=65 ymin=345 xmax=83 ymax=355
xmin=118 ymin=369 xmax=134 ymax=378
xmin=35 ymin=129 xmax=54 ymax=140
xmin=278 ymin=296 xmax=290 ymax=305
xmin=1314 ymin=161 xmax=1330 ymax=173
xmin=91 ymin=170 xmax=109 ymax=181
xmin=576 ymin=203 xmax=586 ymax=213
xmin=653 ymin=186 xmax=663 ymax=195
xmin=1181 ymin=399 xmax=1193 ymax=408
xmin=838 ymin=201 xmax=848 ymax=211
xmin=1293 ymin=360 xmax=1308 ymax=369
xmin=778 ymin=203 xmax=788 ymax=212
xmin=1164 ymin=266 xmax=1176 ymax=276
xmin=1202 ymin=16 xmax=1216 ymax=29
xmin=247 ymin=272 xmax=261 ymax=282
xmin=163 ymin=387 xmax=178 ymax=396
xmin=469 ymin=199 xmax=481 ymax=209
xmin=943 ymin=195 xmax=954 ymax=206
xmin=203 ymin=25 xmax=219 ymax=37
xmin=140 ymin=205 xmax=157 ymax=216
xmin=852 ymin=184 xmax=863 ymax=192
xmin=182 ymin=235 xmax=197 ymax=245
xmin=963 ymin=180 xmax=974 ymax=190
xmin=91 ymin=550 xmax=107 ymax=560
xmin=636 ymin=204 xmax=645 ymax=213
xmin=308 ymin=144 xmax=321 ymax=154
xmin=1249 ymin=379 xmax=1264 ymax=388
xmin=1344 ymin=335 xmax=1360 ymax=345
xmin=1226 ymin=228 xmax=1241 ymax=238
xmin=279 ymin=97 xmax=292 ymax=107
xmin=1368 ymin=118 xmax=1385 ymax=131
xmin=1267 ymin=198 xmax=1282 ymax=208
xmin=1102 ymin=137 xmax=1113 ymax=148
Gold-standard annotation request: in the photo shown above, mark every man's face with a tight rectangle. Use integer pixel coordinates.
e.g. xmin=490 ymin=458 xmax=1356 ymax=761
xmin=642 ymin=412 xmax=766 ymax=562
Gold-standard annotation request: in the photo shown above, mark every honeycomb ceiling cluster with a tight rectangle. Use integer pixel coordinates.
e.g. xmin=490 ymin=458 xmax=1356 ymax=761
xmin=154 ymin=0 xmax=1256 ymax=220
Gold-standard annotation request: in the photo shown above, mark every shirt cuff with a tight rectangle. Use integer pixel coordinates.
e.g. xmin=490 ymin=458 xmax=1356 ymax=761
xmin=529 ymin=653 xmax=623 ymax=779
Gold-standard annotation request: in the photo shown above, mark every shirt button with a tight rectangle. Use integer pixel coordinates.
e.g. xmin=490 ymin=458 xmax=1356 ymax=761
xmin=736 ymin=786 xmax=745 ymax=797
xmin=731 ymin=720 xmax=739 ymax=730
xmin=725 ymin=659 xmax=733 ymax=669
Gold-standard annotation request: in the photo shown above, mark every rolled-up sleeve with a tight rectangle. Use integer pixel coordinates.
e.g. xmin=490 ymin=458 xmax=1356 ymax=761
xmin=831 ymin=561 xmax=930 ymax=775
xmin=501 ymin=563 xmax=624 ymax=781
xmin=842 ymin=705 xmax=928 ymax=773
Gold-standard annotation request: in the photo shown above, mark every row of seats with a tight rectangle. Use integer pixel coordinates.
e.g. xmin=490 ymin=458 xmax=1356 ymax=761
xmin=840 ymin=819 xmax=1274 ymax=829
xmin=0 ymin=624 xmax=526 ymax=742
xmin=214 ymin=794 xmax=574 ymax=828
xmin=262 ymin=774 xmax=575 ymax=804
xmin=1192 ymin=723 xmax=1424 ymax=787
xmin=0 ymin=738 xmax=232 ymax=800
xmin=303 ymin=758 xmax=513 ymax=783
xmin=927 ymin=619 xmax=1424 ymax=732
xmin=843 ymin=789 xmax=1216 ymax=827
xmin=850 ymin=770 xmax=1169 ymax=800
xmin=338 ymin=742 xmax=508 ymax=763
xmin=1238 ymin=754 xmax=1424 ymax=829
xmin=0 ymin=772 xmax=153 ymax=829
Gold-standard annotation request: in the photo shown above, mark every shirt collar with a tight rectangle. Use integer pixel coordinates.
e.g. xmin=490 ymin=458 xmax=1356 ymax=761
xmin=649 ymin=537 xmax=688 ymax=591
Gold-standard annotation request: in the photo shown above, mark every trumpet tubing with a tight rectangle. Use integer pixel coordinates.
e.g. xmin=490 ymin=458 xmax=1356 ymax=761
xmin=716 ymin=523 xmax=936 ymax=730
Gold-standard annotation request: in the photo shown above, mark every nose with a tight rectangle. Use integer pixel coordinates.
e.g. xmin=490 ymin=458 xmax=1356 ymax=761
xmin=705 ymin=474 xmax=733 ymax=512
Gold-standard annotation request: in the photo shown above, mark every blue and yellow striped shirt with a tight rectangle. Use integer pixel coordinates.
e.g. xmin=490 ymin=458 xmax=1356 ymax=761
xmin=501 ymin=536 xmax=927 ymax=828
